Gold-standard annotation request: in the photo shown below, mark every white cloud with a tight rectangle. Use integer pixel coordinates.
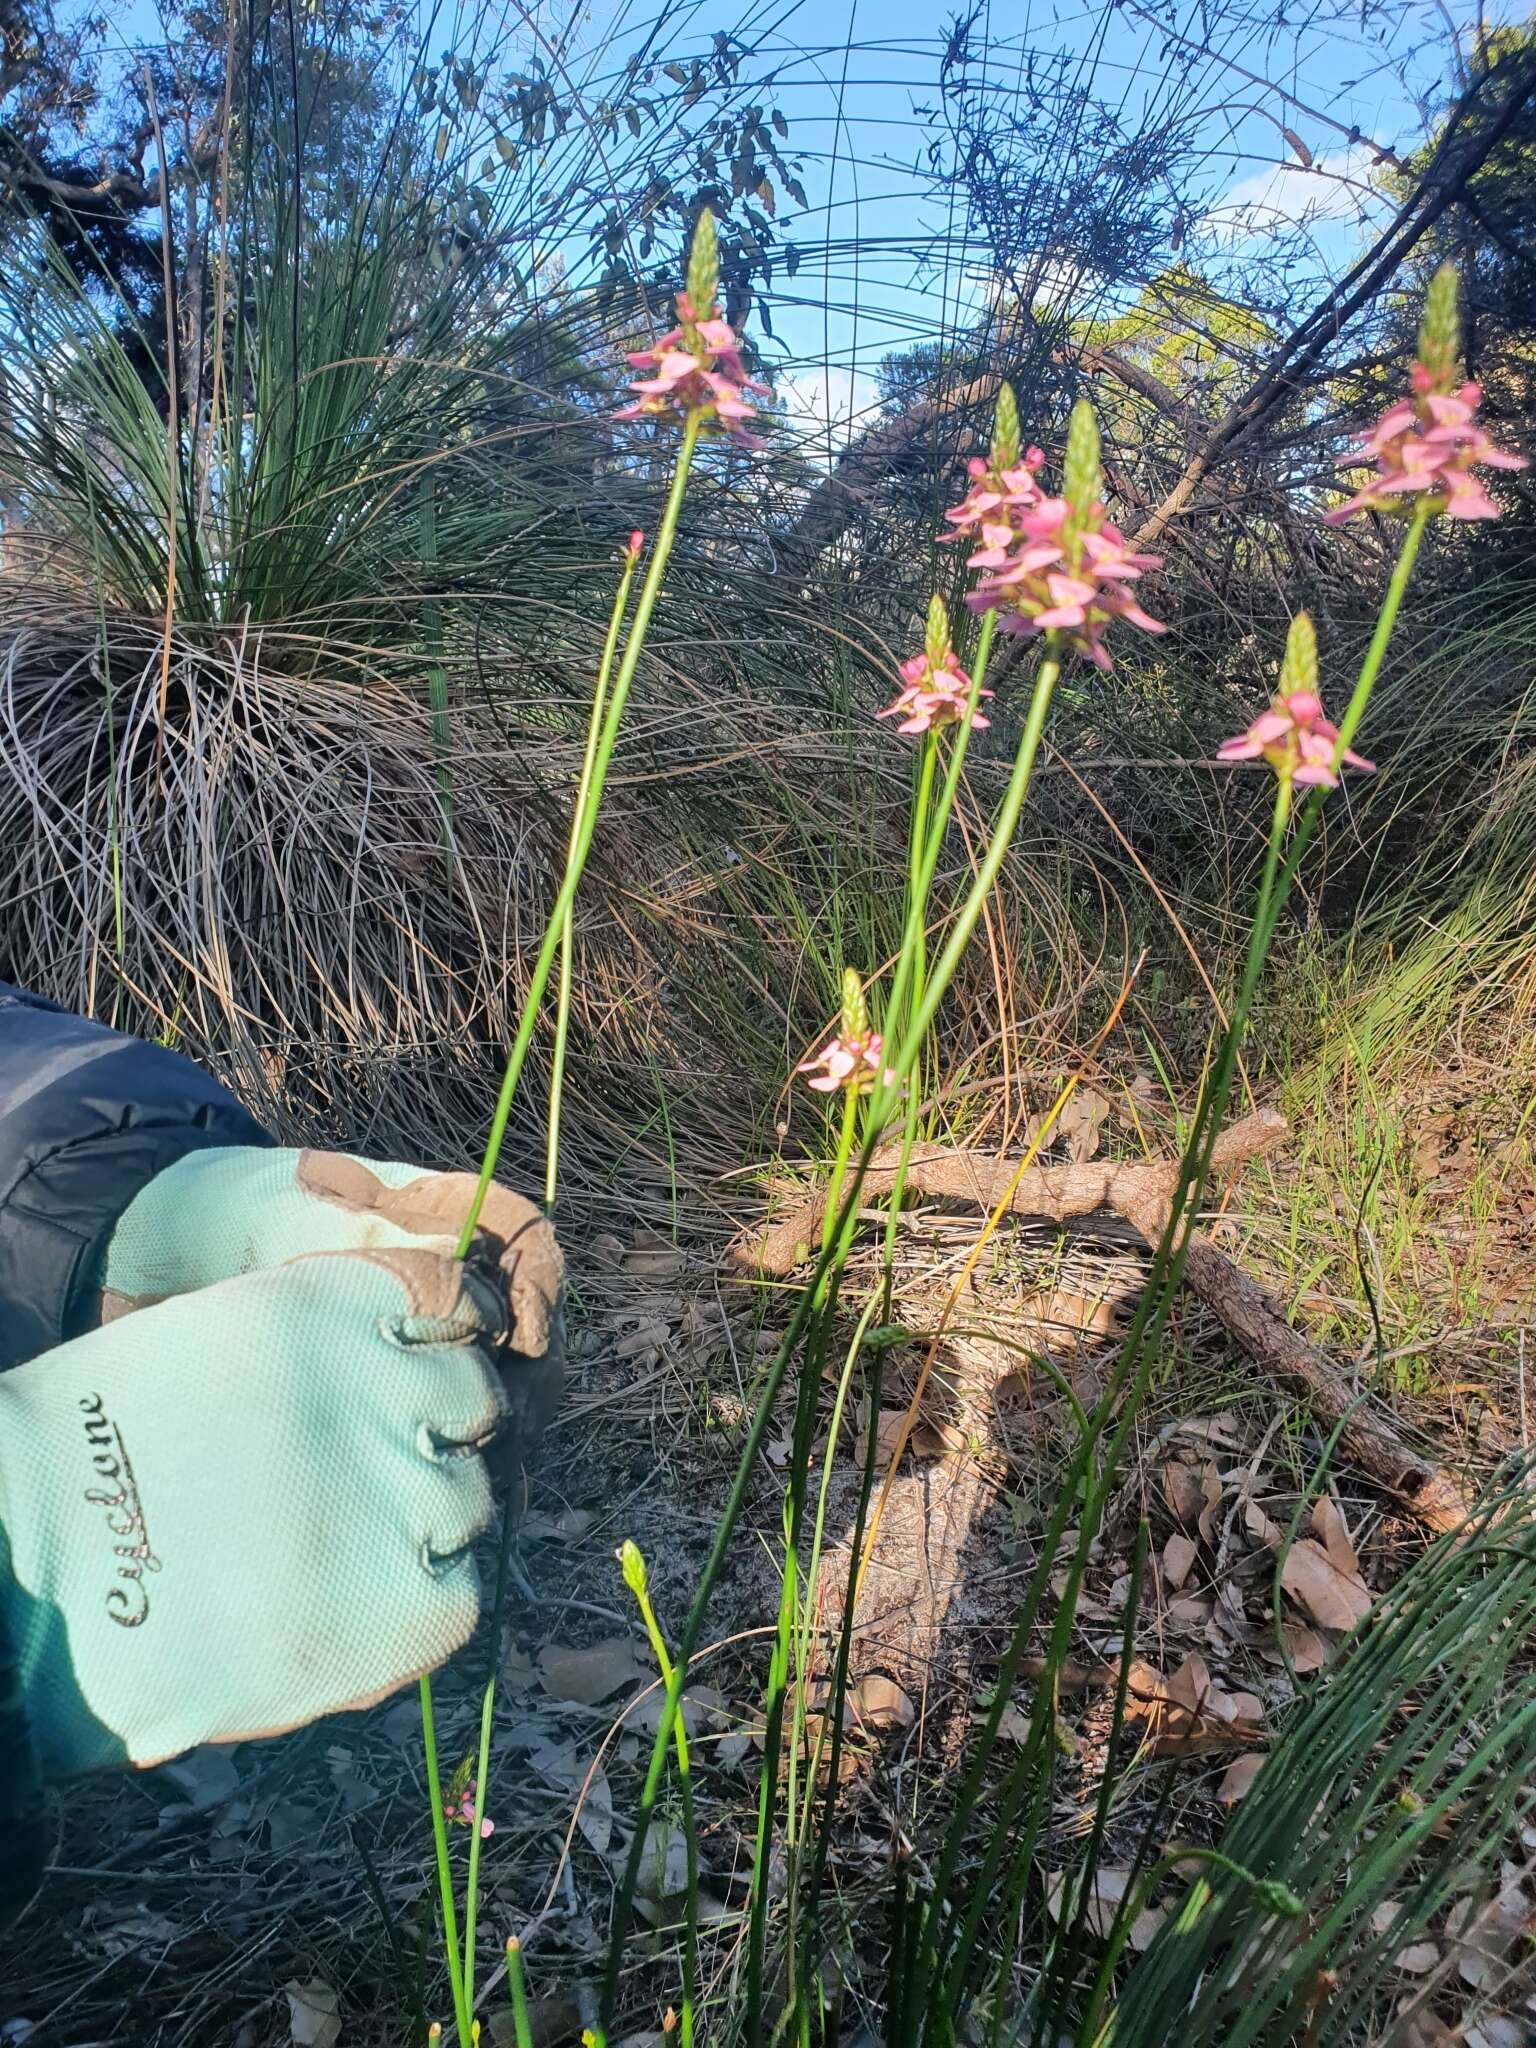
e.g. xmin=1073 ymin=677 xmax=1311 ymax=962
xmin=777 ymin=365 xmax=884 ymax=460
xmin=1200 ymin=143 xmax=1388 ymax=246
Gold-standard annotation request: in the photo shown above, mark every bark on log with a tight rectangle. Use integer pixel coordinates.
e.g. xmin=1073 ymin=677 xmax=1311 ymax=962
xmin=734 ymin=1109 xmax=1469 ymax=1530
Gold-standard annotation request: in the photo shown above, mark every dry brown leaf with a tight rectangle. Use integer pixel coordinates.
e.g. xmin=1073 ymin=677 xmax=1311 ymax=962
xmin=1212 ymin=1580 xmax=1252 ymax=1641
xmin=855 ymin=1408 xmax=909 ymax=1469
xmin=286 ymin=1981 xmax=341 ymax=2048
xmin=849 ymin=1675 xmax=916 ymax=1733
xmin=1258 ymin=1620 xmax=1327 ymax=1673
xmin=1162 ymin=1458 xmax=1205 ymax=1526
xmin=1162 ymin=1533 xmax=1198 ymax=1592
xmin=1281 ymin=1539 xmax=1372 ymax=1633
xmin=624 ymin=1686 xmax=726 ymax=1740
xmin=1126 ymin=1654 xmax=1265 ymax=1757
xmin=623 ymin=1242 xmax=686 ymax=1278
xmin=1196 ymin=1462 xmax=1223 ymax=1544
xmin=538 ymin=1638 xmax=650 ymax=1705
xmin=1311 ymin=1496 xmax=1361 ymax=1578
xmin=1245 ymin=1499 xmax=1284 ymax=1549
xmin=1167 ymin=1594 xmax=1215 ymax=1626
xmin=1445 ymin=1879 xmax=1534 ymax=1990
xmin=1216 ymin=1752 xmax=1264 ymax=1804
xmin=1394 ymin=1942 xmax=1441 ymax=1976
xmin=613 ymin=1317 xmax=670 ymax=1363
xmin=1058 ymin=1087 xmax=1111 ymax=1163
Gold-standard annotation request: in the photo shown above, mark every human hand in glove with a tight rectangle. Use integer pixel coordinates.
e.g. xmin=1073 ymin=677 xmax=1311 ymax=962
xmin=100 ymin=1147 xmax=563 ymax=1444
xmin=0 ymin=1249 xmax=511 ymax=1778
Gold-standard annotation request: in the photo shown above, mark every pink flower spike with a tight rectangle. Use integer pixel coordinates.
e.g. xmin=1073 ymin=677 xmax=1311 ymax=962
xmin=1219 ymin=688 xmax=1374 ymax=789
xmin=878 ymin=638 xmax=991 ymax=737
xmin=1327 ymin=362 xmax=1526 ymax=525
xmin=970 ymin=490 xmax=1164 ymax=669
xmin=796 ymin=1029 xmax=888 ymax=1096
xmin=615 ymin=292 xmax=766 ymax=446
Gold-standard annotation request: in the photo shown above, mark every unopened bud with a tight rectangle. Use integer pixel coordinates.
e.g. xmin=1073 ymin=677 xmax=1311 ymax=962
xmin=839 ymin=967 xmax=869 ymax=1042
xmin=923 ymin=592 xmax=949 ymax=666
xmin=686 ymin=208 xmax=719 ymax=320
xmin=1417 ymin=262 xmax=1461 ymax=394
xmin=1062 ymin=399 xmax=1100 ymax=526
xmin=618 ymin=1539 xmax=648 ymax=1598
xmin=1278 ymin=611 xmax=1317 ymax=699
xmin=626 ymin=530 xmax=644 ymax=558
xmin=989 ymin=382 xmax=1021 ymax=472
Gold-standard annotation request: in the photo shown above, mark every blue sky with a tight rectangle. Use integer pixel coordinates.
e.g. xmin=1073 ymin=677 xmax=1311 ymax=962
xmin=77 ymin=0 xmax=1514 ymax=449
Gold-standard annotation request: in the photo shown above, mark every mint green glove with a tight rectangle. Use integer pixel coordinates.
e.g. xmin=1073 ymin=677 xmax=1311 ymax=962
xmin=0 ymin=1249 xmax=508 ymax=1777
xmin=102 ymin=1147 xmax=563 ymax=1442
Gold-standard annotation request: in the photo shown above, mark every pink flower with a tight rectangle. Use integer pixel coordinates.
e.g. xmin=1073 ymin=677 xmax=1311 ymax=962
xmin=615 ymin=293 xmax=768 ymax=447
xmin=1218 ymin=689 xmax=1374 ymax=791
xmin=797 ymin=1029 xmax=890 ymax=1095
xmin=877 ymin=642 xmax=991 ymax=736
xmin=969 ymin=496 xmax=1165 ymax=671
xmin=941 ymin=448 xmax=1047 ymax=546
xmin=446 ymin=1781 xmax=495 ymax=1838
xmin=1326 ymin=364 xmax=1526 ymax=524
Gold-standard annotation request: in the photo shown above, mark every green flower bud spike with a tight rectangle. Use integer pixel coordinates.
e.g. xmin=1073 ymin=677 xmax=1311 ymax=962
xmin=1417 ymin=262 xmax=1461 ymax=395
xmin=686 ymin=208 xmax=719 ymax=318
xmin=839 ymin=967 xmax=870 ymax=1042
xmin=1278 ymin=610 xmax=1318 ymax=698
xmin=924 ymin=592 xmax=950 ymax=666
xmin=1062 ymin=398 xmax=1101 ymax=572
xmin=618 ymin=1539 xmax=648 ymax=1599
xmin=990 ymin=381 xmax=1021 ymax=473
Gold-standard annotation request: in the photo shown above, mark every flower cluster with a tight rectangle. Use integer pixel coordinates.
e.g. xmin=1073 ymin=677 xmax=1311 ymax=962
xmin=955 ymin=392 xmax=1165 ymax=671
xmin=1326 ymin=263 xmax=1525 ymax=524
xmin=614 ymin=211 xmax=766 ymax=446
xmin=444 ymin=1777 xmax=494 ymax=1839
xmin=1218 ymin=612 xmax=1373 ymax=792
xmin=942 ymin=447 xmax=1046 ymax=561
xmin=969 ymin=496 xmax=1165 ymax=670
xmin=798 ymin=969 xmax=894 ymax=1095
xmin=879 ymin=595 xmax=991 ymax=735
xmin=1218 ymin=689 xmax=1374 ymax=790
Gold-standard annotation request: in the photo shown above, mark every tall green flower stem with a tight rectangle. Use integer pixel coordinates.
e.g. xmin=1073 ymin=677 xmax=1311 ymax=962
xmin=420 ymin=412 xmax=702 ymax=2048
xmin=453 ymin=406 xmax=702 ymax=1261
xmin=545 ymin=540 xmax=641 ymax=1209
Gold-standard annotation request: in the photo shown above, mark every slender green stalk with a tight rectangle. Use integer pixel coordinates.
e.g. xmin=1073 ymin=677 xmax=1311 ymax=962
xmin=452 ymin=408 xmax=702 ymax=1263
xmin=431 ymin=423 xmax=697 ymax=2038
xmin=1332 ymin=501 xmax=1432 ymax=762
xmin=879 ymin=609 xmax=998 ymax=1054
xmin=418 ymin=1674 xmax=472 ymax=2044
xmin=546 ymin=542 xmax=641 ymax=1209
xmin=620 ymin=1545 xmax=698 ymax=2048
xmin=882 ymin=732 xmax=938 ymax=1265
xmin=504 ymin=1939 xmax=534 ymax=2048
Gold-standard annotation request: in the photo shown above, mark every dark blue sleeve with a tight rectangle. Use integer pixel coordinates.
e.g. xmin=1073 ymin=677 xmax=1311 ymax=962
xmin=0 ymin=986 xmax=274 ymax=1926
xmin=0 ymin=984 xmax=275 ymax=1373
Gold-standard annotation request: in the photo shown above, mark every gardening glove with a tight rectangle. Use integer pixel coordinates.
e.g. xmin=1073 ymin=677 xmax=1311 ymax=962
xmin=0 ymin=1248 xmax=508 ymax=1778
xmin=101 ymin=1147 xmax=563 ymax=1445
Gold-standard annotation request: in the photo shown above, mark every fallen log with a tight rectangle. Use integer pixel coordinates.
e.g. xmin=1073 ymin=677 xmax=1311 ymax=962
xmin=734 ymin=1110 xmax=1468 ymax=1531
